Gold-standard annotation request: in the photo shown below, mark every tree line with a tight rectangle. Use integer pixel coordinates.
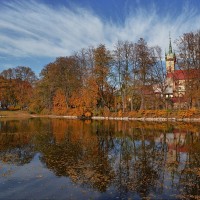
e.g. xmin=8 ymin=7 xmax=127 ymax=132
xmin=1 ymin=30 xmax=200 ymax=115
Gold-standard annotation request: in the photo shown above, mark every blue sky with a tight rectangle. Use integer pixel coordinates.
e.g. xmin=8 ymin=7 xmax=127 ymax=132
xmin=0 ymin=0 xmax=200 ymax=75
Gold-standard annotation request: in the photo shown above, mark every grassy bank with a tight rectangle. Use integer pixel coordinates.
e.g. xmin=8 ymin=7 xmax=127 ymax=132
xmin=0 ymin=110 xmax=33 ymax=118
xmin=1 ymin=109 xmax=200 ymax=119
xmin=111 ymin=109 xmax=200 ymax=119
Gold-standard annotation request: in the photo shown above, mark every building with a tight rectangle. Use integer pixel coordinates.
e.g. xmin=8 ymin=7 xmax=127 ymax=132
xmin=164 ymin=37 xmax=200 ymax=108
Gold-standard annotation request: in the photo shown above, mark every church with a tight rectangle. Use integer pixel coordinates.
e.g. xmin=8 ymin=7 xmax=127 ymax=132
xmin=164 ymin=37 xmax=199 ymax=108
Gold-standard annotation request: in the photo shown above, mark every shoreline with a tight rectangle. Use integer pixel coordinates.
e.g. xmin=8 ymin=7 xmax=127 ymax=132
xmin=91 ymin=116 xmax=200 ymax=122
xmin=28 ymin=114 xmax=200 ymax=122
xmin=1 ymin=112 xmax=200 ymax=122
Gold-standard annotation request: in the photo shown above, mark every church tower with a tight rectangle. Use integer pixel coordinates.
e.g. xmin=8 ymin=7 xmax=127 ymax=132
xmin=165 ymin=35 xmax=176 ymax=73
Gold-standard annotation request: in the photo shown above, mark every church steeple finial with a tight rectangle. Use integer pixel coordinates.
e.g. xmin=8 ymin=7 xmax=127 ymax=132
xmin=169 ymin=32 xmax=172 ymax=54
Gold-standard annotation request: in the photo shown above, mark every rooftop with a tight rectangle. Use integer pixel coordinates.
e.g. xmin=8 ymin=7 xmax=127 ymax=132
xmin=167 ymin=69 xmax=200 ymax=80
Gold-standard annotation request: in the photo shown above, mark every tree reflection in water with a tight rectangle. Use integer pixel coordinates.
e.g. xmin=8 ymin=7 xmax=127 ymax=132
xmin=0 ymin=119 xmax=37 ymax=165
xmin=0 ymin=119 xmax=200 ymax=199
xmin=35 ymin=119 xmax=115 ymax=192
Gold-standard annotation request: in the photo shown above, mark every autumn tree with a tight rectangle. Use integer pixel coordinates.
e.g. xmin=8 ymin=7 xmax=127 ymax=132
xmin=14 ymin=66 xmax=37 ymax=84
xmin=53 ymin=57 xmax=82 ymax=107
xmin=66 ymin=47 xmax=102 ymax=116
xmin=0 ymin=76 xmax=9 ymax=108
xmin=0 ymin=66 xmax=37 ymax=109
xmin=133 ymin=38 xmax=158 ymax=110
xmin=53 ymin=89 xmax=67 ymax=115
xmin=93 ymin=44 xmax=114 ymax=109
xmin=74 ymin=46 xmax=95 ymax=80
xmin=32 ymin=56 xmax=82 ymax=113
xmin=176 ymin=31 xmax=200 ymax=108
xmin=0 ymin=69 xmax=16 ymax=108
xmin=14 ymin=80 xmax=33 ymax=109
xmin=28 ymin=83 xmax=45 ymax=114
xmin=69 ymin=77 xmax=99 ymax=115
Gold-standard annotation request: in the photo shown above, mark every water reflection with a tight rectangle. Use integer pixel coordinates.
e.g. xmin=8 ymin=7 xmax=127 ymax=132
xmin=0 ymin=119 xmax=200 ymax=199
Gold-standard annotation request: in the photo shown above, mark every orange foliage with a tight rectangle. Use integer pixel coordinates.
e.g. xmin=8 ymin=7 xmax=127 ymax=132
xmin=84 ymin=111 xmax=92 ymax=117
xmin=103 ymin=106 xmax=110 ymax=117
xmin=14 ymin=80 xmax=33 ymax=108
xmin=53 ymin=89 xmax=67 ymax=115
xmin=69 ymin=77 xmax=99 ymax=115
xmin=177 ymin=108 xmax=199 ymax=118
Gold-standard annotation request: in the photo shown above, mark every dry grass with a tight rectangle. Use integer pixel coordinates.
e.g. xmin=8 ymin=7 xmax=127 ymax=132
xmin=0 ymin=110 xmax=32 ymax=118
xmin=1 ymin=109 xmax=200 ymax=119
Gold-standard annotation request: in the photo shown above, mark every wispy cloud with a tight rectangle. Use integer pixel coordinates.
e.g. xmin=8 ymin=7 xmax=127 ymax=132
xmin=0 ymin=0 xmax=200 ymax=60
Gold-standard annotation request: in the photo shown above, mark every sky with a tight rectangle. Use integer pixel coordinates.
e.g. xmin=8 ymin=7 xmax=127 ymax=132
xmin=0 ymin=0 xmax=200 ymax=75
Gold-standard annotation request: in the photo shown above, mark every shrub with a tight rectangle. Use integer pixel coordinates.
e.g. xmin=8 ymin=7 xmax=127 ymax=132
xmin=117 ymin=109 xmax=123 ymax=117
xmin=41 ymin=108 xmax=51 ymax=115
xmin=8 ymin=105 xmax=21 ymax=111
xmin=84 ymin=111 xmax=92 ymax=117
xmin=103 ymin=107 xmax=110 ymax=117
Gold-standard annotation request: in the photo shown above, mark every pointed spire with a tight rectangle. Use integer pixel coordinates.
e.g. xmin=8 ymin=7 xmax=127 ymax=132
xmin=169 ymin=32 xmax=172 ymax=54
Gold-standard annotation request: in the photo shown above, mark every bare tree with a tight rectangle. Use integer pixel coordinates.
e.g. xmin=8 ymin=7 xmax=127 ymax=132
xmin=176 ymin=31 xmax=200 ymax=108
xmin=134 ymin=38 xmax=157 ymax=110
xmin=113 ymin=41 xmax=134 ymax=112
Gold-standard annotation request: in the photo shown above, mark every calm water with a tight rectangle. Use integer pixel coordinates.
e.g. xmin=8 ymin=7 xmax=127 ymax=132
xmin=0 ymin=118 xmax=199 ymax=200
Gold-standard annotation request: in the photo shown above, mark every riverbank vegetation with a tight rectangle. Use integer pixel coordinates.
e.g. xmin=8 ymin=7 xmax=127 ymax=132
xmin=1 ymin=108 xmax=200 ymax=121
xmin=1 ymin=30 xmax=200 ymax=117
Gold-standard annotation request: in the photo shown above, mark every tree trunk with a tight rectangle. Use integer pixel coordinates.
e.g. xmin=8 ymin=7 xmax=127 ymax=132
xmin=140 ymin=93 xmax=145 ymax=110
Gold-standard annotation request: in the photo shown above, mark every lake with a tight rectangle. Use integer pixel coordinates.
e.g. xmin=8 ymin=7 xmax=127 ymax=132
xmin=0 ymin=118 xmax=199 ymax=199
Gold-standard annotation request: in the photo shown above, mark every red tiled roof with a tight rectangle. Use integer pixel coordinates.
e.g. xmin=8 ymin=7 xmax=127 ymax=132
xmin=167 ymin=69 xmax=200 ymax=80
